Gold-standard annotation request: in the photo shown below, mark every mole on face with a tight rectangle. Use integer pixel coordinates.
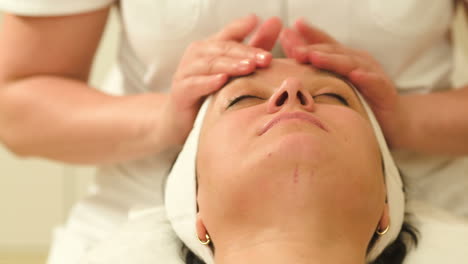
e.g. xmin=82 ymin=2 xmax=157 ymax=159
xmin=293 ymin=166 xmax=299 ymax=184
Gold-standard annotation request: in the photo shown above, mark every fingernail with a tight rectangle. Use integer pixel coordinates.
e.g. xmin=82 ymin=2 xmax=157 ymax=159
xmin=240 ymin=59 xmax=252 ymax=65
xmin=215 ymin=73 xmax=227 ymax=81
xmin=256 ymin=53 xmax=266 ymax=63
xmin=255 ymin=53 xmax=270 ymax=65
xmin=238 ymin=59 xmax=253 ymax=71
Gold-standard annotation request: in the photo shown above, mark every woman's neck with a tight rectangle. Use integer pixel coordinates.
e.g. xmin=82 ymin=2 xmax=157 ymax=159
xmin=215 ymin=239 xmax=366 ymax=264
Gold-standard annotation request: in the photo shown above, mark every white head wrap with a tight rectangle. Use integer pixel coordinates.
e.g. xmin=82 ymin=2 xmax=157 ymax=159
xmin=165 ymin=87 xmax=405 ymax=263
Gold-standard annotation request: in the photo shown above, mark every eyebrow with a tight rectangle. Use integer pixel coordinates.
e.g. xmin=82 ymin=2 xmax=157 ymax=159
xmin=216 ymin=67 xmax=355 ymax=100
xmin=314 ymin=69 xmax=353 ymax=88
xmin=214 ymin=66 xmax=368 ymax=119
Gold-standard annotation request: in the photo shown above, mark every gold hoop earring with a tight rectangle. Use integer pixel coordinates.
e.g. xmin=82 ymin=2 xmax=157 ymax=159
xmin=198 ymin=233 xmax=211 ymax=245
xmin=376 ymin=224 xmax=390 ymax=236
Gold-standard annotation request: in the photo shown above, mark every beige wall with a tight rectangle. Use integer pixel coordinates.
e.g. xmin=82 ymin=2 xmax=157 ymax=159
xmin=0 ymin=7 xmax=120 ymax=260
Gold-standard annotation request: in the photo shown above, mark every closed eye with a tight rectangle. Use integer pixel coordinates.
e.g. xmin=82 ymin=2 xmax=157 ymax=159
xmin=227 ymin=95 xmax=262 ymax=108
xmin=313 ymin=93 xmax=349 ymax=106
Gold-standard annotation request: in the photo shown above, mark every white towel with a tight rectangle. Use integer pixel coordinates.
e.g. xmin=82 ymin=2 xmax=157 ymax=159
xmin=78 ymin=201 xmax=468 ymax=264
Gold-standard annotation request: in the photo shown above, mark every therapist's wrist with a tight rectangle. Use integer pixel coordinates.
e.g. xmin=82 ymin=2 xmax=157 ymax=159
xmin=134 ymin=93 xmax=182 ymax=155
xmin=159 ymin=98 xmax=197 ymax=149
xmin=377 ymin=96 xmax=413 ymax=151
xmin=386 ymin=95 xmax=417 ymax=152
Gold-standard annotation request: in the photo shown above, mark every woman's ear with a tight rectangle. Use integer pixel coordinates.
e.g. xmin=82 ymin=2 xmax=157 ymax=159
xmin=378 ymin=202 xmax=390 ymax=232
xmin=196 ymin=212 xmax=208 ymax=241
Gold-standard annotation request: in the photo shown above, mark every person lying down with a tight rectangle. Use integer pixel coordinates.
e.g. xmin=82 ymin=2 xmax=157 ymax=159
xmin=165 ymin=58 xmax=418 ymax=264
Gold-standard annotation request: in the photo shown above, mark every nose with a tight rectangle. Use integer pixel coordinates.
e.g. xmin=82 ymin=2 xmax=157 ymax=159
xmin=267 ymin=78 xmax=315 ymax=113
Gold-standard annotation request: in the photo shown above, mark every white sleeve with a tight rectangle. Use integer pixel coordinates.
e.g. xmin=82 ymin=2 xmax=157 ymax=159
xmin=0 ymin=0 xmax=116 ymax=16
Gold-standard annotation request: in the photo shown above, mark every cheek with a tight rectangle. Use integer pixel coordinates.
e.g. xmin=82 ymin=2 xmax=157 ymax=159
xmin=197 ymin=108 xmax=263 ymax=210
xmin=321 ymin=109 xmax=384 ymax=202
xmin=199 ymin=108 xmax=263 ymax=164
xmin=324 ymin=108 xmax=380 ymax=159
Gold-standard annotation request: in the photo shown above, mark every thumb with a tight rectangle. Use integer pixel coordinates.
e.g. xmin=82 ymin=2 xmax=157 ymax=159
xmin=248 ymin=16 xmax=283 ymax=51
xmin=279 ymin=27 xmax=307 ymax=59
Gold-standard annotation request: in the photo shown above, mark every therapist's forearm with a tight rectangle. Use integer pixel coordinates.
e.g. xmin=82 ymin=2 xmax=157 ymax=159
xmin=396 ymin=85 xmax=468 ymax=156
xmin=0 ymin=75 xmax=174 ymax=164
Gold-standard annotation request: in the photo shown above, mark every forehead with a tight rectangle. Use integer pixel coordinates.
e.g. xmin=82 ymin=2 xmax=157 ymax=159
xmin=213 ymin=59 xmax=355 ymax=102
xmin=252 ymin=59 xmax=318 ymax=82
xmin=201 ymin=59 xmax=373 ymax=138
xmin=207 ymin=59 xmax=370 ymax=119
xmin=230 ymin=59 xmax=338 ymax=87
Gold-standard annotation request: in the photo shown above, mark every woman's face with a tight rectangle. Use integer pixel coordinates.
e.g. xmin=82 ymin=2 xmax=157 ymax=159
xmin=196 ymin=59 xmax=386 ymax=252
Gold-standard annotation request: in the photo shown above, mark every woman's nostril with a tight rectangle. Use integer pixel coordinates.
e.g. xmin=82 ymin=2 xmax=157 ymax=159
xmin=276 ymin=92 xmax=288 ymax=106
xmin=297 ymin=91 xmax=307 ymax=105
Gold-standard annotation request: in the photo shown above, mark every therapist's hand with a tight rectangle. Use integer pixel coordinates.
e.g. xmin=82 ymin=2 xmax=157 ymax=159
xmin=280 ymin=19 xmax=404 ymax=148
xmin=166 ymin=15 xmax=282 ymax=146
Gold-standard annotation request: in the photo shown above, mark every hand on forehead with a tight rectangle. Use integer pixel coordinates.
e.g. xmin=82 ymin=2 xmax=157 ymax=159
xmin=210 ymin=58 xmax=367 ymax=118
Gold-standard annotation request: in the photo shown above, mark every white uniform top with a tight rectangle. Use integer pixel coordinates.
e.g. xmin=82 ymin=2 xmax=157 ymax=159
xmin=0 ymin=0 xmax=466 ymax=263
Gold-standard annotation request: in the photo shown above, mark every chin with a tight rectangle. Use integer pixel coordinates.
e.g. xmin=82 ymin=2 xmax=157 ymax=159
xmin=261 ymin=129 xmax=328 ymax=164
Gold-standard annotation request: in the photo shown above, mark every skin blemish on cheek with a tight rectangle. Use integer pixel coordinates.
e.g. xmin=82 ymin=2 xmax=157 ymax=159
xmin=309 ymin=170 xmax=316 ymax=182
xmin=293 ymin=165 xmax=299 ymax=184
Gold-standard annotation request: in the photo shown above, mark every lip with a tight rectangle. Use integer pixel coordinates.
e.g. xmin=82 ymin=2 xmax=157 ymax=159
xmin=258 ymin=111 xmax=328 ymax=136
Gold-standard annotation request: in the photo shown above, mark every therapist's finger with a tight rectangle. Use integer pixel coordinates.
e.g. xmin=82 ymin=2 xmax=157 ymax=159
xmin=213 ymin=14 xmax=259 ymax=41
xmin=177 ymin=57 xmax=256 ymax=79
xmin=293 ymin=44 xmax=381 ymax=72
xmin=192 ymin=41 xmax=271 ymax=67
xmin=294 ymin=43 xmax=345 ymax=54
xmin=294 ymin=18 xmax=338 ymax=44
xmin=279 ymin=28 xmax=307 ymax=61
xmin=349 ymin=70 xmax=391 ymax=106
xmin=248 ymin=16 xmax=283 ymax=51
xmin=292 ymin=43 xmax=349 ymax=63
xmin=178 ymin=74 xmax=230 ymax=104
xmin=294 ymin=43 xmax=371 ymax=60
xmin=307 ymin=52 xmax=372 ymax=77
